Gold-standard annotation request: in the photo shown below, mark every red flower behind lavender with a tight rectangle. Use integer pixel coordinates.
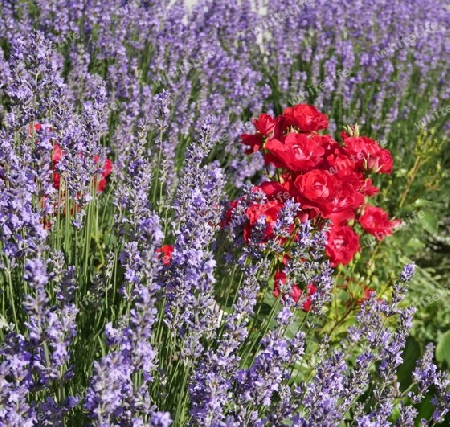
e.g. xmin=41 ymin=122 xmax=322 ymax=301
xmin=273 ymin=271 xmax=317 ymax=312
xmin=31 ymin=123 xmax=113 ymax=193
xmin=157 ymin=245 xmax=174 ymax=266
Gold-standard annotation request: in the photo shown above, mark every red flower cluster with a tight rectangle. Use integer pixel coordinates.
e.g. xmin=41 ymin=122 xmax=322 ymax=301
xmin=224 ymin=104 xmax=400 ymax=306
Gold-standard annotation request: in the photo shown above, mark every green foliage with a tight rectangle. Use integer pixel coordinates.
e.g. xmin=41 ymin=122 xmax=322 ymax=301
xmin=436 ymin=331 xmax=450 ymax=369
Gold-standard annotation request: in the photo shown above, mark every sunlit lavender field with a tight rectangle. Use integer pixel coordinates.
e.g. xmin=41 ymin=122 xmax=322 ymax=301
xmin=0 ymin=0 xmax=449 ymax=425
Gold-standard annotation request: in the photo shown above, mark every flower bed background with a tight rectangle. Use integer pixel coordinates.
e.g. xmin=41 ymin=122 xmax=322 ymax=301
xmin=0 ymin=0 xmax=449 ymax=425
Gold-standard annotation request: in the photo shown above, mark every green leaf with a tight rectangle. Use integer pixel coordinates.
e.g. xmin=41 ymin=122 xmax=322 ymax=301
xmin=417 ymin=393 xmax=434 ymax=421
xmin=397 ymin=204 xmax=416 ymax=217
xmin=397 ymin=336 xmax=421 ymax=390
xmin=413 ymin=199 xmax=433 ymax=208
xmin=394 ymin=168 xmax=409 ymax=177
xmin=405 ymin=237 xmax=425 ymax=250
xmin=436 ymin=330 xmax=450 ymax=367
xmin=418 ymin=210 xmax=438 ymax=235
xmin=254 ymin=302 xmax=273 ymax=318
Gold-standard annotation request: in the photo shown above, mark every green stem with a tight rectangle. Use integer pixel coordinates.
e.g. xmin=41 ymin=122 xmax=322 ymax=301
xmin=5 ymin=266 xmax=17 ymax=326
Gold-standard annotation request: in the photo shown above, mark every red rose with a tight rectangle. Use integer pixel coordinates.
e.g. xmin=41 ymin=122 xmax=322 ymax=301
xmin=98 ymin=157 xmax=113 ymax=177
xmin=327 ymin=210 xmax=355 ymax=226
xmin=240 ymin=133 xmax=264 ymax=155
xmin=29 ymin=122 xmax=54 ymax=136
xmin=326 ymin=170 xmax=366 ymax=213
xmin=302 ymin=284 xmax=317 ymax=312
xmin=326 ymin=225 xmax=360 ymax=267
xmin=253 ymin=113 xmax=276 ymax=137
xmin=358 ymin=205 xmax=402 ymax=241
xmin=157 ymin=245 xmax=174 ymax=266
xmin=220 ymin=199 xmax=241 ymax=228
xmin=265 ymin=132 xmax=325 ymax=173
xmin=244 ymin=200 xmax=283 ymax=242
xmin=294 ymin=170 xmax=363 ymax=218
xmin=325 ymin=181 xmax=365 ymax=217
xmin=342 ymin=136 xmax=393 ymax=174
xmin=273 ymin=271 xmax=302 ymax=303
xmin=252 ymin=181 xmax=290 ymax=202
xmin=366 ymin=148 xmax=393 ymax=174
xmin=360 ymin=178 xmax=380 ymax=197
xmin=326 ymin=147 xmax=358 ymax=175
xmin=294 ymin=169 xmax=338 ymax=210
xmin=314 ymin=134 xmax=340 ymax=154
xmin=272 ymin=115 xmax=290 ymax=139
xmin=94 ymin=156 xmax=113 ymax=193
xmin=331 ymin=168 xmax=379 ymax=197
xmin=332 ymin=168 xmax=364 ymax=186
xmin=342 ymin=136 xmax=378 ymax=164
xmin=283 ymin=104 xmax=328 ymax=132
xmin=53 ymin=171 xmax=61 ymax=189
xmin=52 ymin=143 xmax=63 ymax=190
xmin=357 ymin=286 xmax=376 ymax=305
xmin=273 ymin=273 xmax=317 ymax=311
xmin=313 ymin=135 xmax=341 ymax=168
xmin=343 ymin=135 xmax=379 ymax=153
xmin=52 ymin=142 xmax=63 ymax=163
xmin=340 ymin=131 xmax=350 ymax=141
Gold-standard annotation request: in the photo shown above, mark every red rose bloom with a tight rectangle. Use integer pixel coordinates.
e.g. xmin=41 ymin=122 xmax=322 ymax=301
xmin=366 ymin=147 xmax=393 ymax=174
xmin=294 ymin=169 xmax=338 ymax=206
xmin=157 ymin=245 xmax=174 ymax=266
xmin=51 ymin=145 xmax=113 ymax=193
xmin=326 ymin=225 xmax=360 ymax=267
xmin=94 ymin=156 xmax=113 ymax=192
xmin=325 ymin=181 xmax=365 ymax=217
xmin=273 ymin=271 xmax=302 ymax=303
xmin=283 ymin=104 xmax=328 ymax=132
xmin=273 ymin=273 xmax=317 ymax=311
xmin=326 ymin=148 xmax=358 ymax=175
xmin=252 ymin=181 xmax=288 ymax=201
xmin=358 ymin=205 xmax=401 ymax=241
xmin=314 ymin=134 xmax=340 ymax=154
xmin=302 ymin=284 xmax=317 ymax=312
xmin=52 ymin=142 xmax=63 ymax=163
xmin=53 ymin=171 xmax=61 ymax=189
xmin=294 ymin=170 xmax=363 ymax=218
xmin=253 ymin=113 xmax=276 ymax=137
xmin=220 ymin=199 xmax=241 ymax=228
xmin=342 ymin=136 xmax=393 ymax=174
xmin=357 ymin=286 xmax=376 ymax=305
xmin=272 ymin=115 xmax=290 ymax=139
xmin=244 ymin=200 xmax=283 ymax=242
xmin=240 ymin=133 xmax=264 ymax=155
xmin=340 ymin=131 xmax=350 ymax=141
xmin=265 ymin=132 xmax=325 ymax=173
xmin=327 ymin=210 xmax=355 ymax=226
xmin=332 ymin=168 xmax=379 ymax=197
xmin=360 ymin=178 xmax=380 ymax=197
xmin=313 ymin=135 xmax=341 ymax=168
